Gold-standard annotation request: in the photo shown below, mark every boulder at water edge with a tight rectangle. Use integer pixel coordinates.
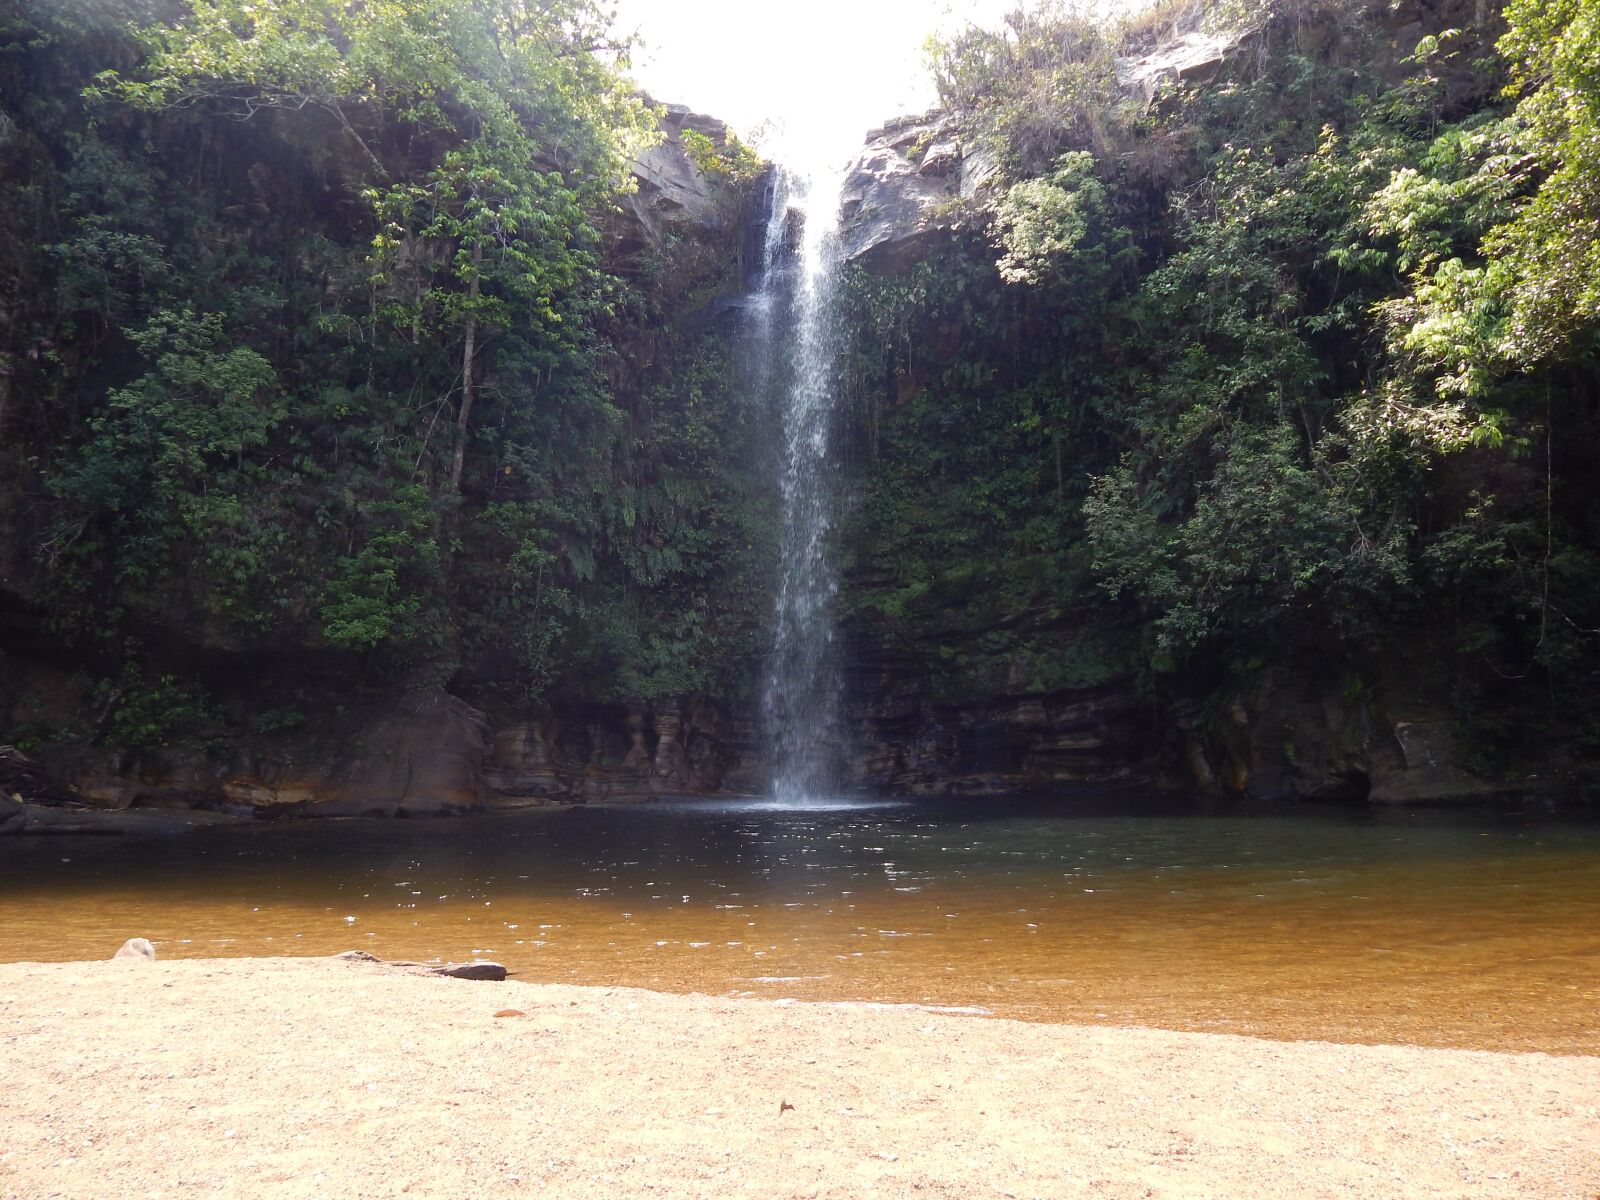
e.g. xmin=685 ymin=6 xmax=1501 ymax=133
xmin=112 ymin=937 xmax=156 ymax=961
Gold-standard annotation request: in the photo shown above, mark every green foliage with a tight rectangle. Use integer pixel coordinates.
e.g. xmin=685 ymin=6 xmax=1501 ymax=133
xmin=0 ymin=0 xmax=771 ymax=733
xmin=991 ymin=151 xmax=1103 ymax=283
xmin=1491 ymin=0 xmax=1600 ymax=359
xmin=3 ymin=721 xmax=61 ymax=754
xmin=46 ymin=307 xmax=291 ymax=622
xmin=1369 ymin=0 xmax=1600 ymax=401
xmin=319 ymin=489 xmax=445 ymax=652
xmin=252 ymin=707 xmax=309 ymax=736
xmin=99 ymin=666 xmax=216 ymax=748
xmin=928 ymin=1 xmax=1121 ymax=173
xmin=99 ymin=0 xmax=656 ymax=186
xmin=12 ymin=0 xmax=1600 ymax=774
xmin=1087 ymin=425 xmax=1411 ymax=655
xmin=678 ymin=127 xmax=764 ymax=183
xmin=102 ymin=0 xmax=659 ymax=496
xmin=847 ymin=0 xmax=1600 ymax=742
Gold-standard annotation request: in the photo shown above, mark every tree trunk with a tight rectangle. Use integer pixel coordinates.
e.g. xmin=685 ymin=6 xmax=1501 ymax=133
xmin=450 ymin=238 xmax=484 ymax=493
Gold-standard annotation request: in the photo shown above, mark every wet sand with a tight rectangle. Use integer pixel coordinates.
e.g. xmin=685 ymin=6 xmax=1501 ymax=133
xmin=1 ymin=955 xmax=1595 ymax=1199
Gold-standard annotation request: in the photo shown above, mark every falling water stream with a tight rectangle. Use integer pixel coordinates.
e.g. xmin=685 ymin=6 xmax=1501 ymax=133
xmin=755 ymin=161 xmax=849 ymax=802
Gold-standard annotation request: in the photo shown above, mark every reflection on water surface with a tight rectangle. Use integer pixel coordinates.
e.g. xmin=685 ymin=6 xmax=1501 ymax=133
xmin=2 ymin=792 xmax=1596 ymax=1054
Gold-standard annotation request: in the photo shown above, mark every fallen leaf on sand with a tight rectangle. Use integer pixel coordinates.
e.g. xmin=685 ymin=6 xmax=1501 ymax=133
xmin=495 ymin=1009 xmax=526 ymax=1018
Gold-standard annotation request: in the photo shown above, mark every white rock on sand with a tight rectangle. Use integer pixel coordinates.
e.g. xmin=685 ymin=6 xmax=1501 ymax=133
xmin=0 ymin=956 xmax=1595 ymax=1200
xmin=110 ymin=936 xmax=156 ymax=961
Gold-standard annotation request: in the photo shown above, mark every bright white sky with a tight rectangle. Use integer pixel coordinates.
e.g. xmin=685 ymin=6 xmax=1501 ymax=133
xmin=611 ymin=0 xmax=1023 ymax=169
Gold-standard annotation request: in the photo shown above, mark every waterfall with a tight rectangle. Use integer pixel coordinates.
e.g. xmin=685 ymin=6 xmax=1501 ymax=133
xmin=753 ymin=159 xmax=848 ymax=803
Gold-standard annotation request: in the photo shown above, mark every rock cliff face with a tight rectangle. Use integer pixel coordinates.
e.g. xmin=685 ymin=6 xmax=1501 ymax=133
xmin=0 ymin=642 xmax=764 ymax=827
xmin=846 ymin=672 xmax=1148 ymax=796
xmin=834 ymin=21 xmax=1253 ymax=271
xmin=837 ymin=112 xmax=999 ymax=271
xmin=1198 ymin=673 xmax=1512 ymax=807
xmin=1114 ymin=26 xmax=1255 ymax=110
xmin=482 ymin=694 xmax=761 ymax=803
xmin=832 ymin=0 xmax=1479 ymax=273
xmin=0 ymin=13 xmax=1544 ymax=820
xmin=30 ymin=688 xmax=494 ymax=817
xmin=834 ymin=623 xmax=1525 ymax=804
xmin=614 ymin=104 xmax=738 ymax=254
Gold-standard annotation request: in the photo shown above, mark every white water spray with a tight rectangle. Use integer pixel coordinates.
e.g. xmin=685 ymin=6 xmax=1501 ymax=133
xmin=753 ymin=154 xmax=849 ymax=803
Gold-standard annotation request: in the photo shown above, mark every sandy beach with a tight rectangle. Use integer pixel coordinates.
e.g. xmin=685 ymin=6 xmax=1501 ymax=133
xmin=0 ymin=955 xmax=1595 ymax=1199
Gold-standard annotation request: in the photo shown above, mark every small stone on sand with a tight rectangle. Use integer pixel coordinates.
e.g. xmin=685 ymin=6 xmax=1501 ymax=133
xmin=112 ymin=937 xmax=156 ymax=962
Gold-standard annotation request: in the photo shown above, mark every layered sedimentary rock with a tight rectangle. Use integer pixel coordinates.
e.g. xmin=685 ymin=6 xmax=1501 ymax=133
xmin=0 ymin=640 xmax=762 ymax=825
xmin=615 ymin=103 xmax=738 ymax=253
xmin=848 ymin=685 xmax=1146 ymax=796
xmin=1114 ymin=26 xmax=1254 ymax=110
xmin=1169 ymin=671 xmax=1512 ymax=806
xmin=834 ymin=20 xmax=1254 ymax=271
xmin=837 ymin=111 xmax=999 ymax=271
xmin=14 ymin=686 xmax=494 ymax=817
xmin=835 ymin=608 xmax=1155 ymax=795
xmin=0 ymin=643 xmax=1525 ymax=820
xmin=485 ymin=695 xmax=755 ymax=803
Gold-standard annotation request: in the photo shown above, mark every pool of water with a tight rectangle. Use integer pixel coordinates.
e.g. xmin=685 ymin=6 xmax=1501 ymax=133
xmin=2 ymin=792 xmax=1597 ymax=1054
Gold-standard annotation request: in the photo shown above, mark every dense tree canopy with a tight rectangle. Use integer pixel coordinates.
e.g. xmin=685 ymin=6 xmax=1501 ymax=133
xmin=0 ymin=0 xmax=770 ymax=740
xmin=838 ymin=0 xmax=1600 ymax=770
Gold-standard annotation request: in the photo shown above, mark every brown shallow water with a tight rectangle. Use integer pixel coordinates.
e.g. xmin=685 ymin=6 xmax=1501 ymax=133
xmin=1 ymin=793 xmax=1597 ymax=1054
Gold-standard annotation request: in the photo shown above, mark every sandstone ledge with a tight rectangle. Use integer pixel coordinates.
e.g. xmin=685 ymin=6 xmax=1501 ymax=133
xmin=0 ymin=956 xmax=1594 ymax=1199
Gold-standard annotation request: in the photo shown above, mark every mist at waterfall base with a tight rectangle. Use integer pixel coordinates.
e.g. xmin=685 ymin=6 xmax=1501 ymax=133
xmin=749 ymin=153 xmax=851 ymax=805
